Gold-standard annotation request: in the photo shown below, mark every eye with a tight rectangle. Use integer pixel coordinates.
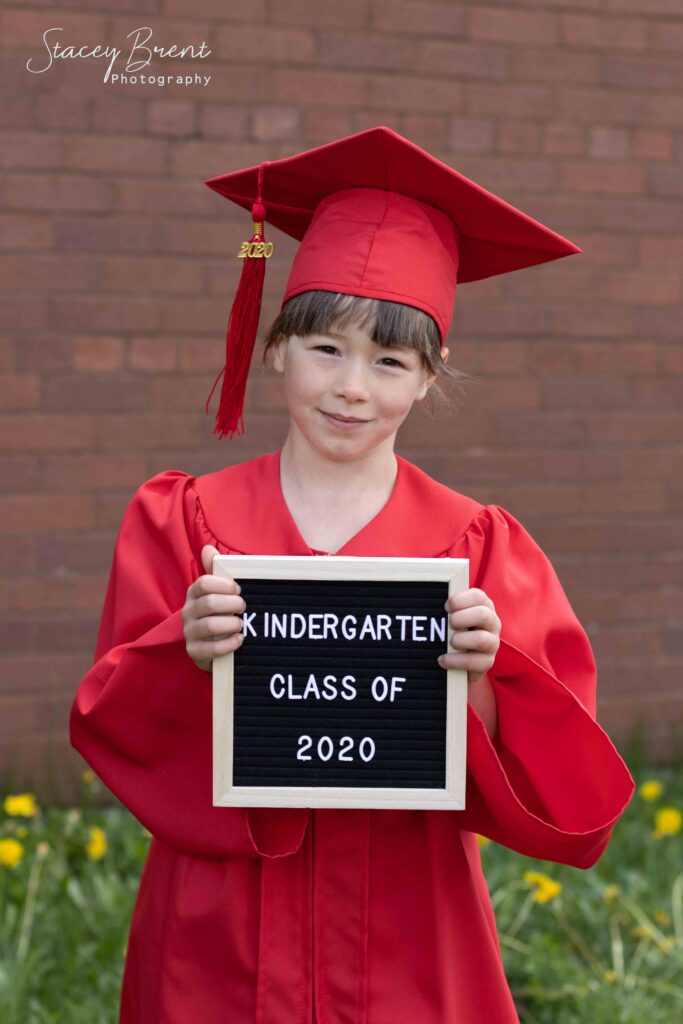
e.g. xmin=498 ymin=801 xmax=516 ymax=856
xmin=378 ymin=356 xmax=406 ymax=369
xmin=313 ymin=344 xmax=339 ymax=355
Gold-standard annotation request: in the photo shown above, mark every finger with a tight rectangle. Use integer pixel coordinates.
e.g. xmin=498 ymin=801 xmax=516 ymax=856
xmin=201 ymin=544 xmax=219 ymax=576
xmin=438 ymin=651 xmax=492 ymax=674
xmin=194 ymin=593 xmax=246 ymax=620
xmin=188 ymin=574 xmax=242 ymax=600
xmin=448 ymin=605 xmax=500 ymax=632
xmin=445 ymin=588 xmax=493 ymax=612
xmin=197 ymin=613 xmax=244 ymax=641
xmin=448 ymin=628 xmax=499 ymax=654
xmin=189 ymin=633 xmax=245 ymax=662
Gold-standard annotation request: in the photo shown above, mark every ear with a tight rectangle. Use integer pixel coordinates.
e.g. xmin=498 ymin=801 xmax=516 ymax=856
xmin=440 ymin=346 xmax=449 ymax=365
xmin=270 ymin=333 xmax=289 ymax=373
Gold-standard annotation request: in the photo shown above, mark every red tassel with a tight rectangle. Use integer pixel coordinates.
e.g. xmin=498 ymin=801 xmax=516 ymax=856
xmin=206 ymin=165 xmax=272 ymax=440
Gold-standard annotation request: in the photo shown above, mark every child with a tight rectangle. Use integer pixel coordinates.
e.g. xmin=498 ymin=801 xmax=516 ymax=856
xmin=70 ymin=127 xmax=635 ymax=1024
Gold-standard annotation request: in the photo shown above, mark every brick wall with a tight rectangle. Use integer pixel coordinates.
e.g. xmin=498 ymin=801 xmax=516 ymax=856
xmin=1 ymin=0 xmax=682 ymax=799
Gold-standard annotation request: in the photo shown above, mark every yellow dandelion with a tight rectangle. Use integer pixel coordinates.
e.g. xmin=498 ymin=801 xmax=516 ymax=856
xmin=0 ymin=837 xmax=25 ymax=868
xmin=652 ymin=806 xmax=682 ymax=840
xmin=639 ymin=779 xmax=663 ymax=802
xmin=631 ymin=924 xmax=653 ymax=940
xmin=603 ymin=969 xmax=616 ymax=984
xmin=475 ymin=833 xmax=491 ymax=848
xmin=86 ymin=826 xmax=107 ymax=861
xmin=3 ymin=793 xmax=40 ymax=817
xmin=15 ymin=825 xmax=28 ymax=838
xmin=654 ymin=909 xmax=671 ymax=926
xmin=523 ymin=870 xmax=562 ymax=904
xmin=82 ymin=770 xmax=95 ymax=785
xmin=603 ymin=883 xmax=621 ymax=904
xmin=660 ymin=937 xmax=676 ymax=953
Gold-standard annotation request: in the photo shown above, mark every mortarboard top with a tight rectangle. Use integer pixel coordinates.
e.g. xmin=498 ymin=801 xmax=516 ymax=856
xmin=204 ymin=125 xmax=581 ymax=440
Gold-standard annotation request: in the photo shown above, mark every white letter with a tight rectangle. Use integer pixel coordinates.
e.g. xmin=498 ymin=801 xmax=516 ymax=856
xmin=269 ymin=674 xmax=285 ymax=699
xmin=27 ymin=27 xmax=61 ymax=74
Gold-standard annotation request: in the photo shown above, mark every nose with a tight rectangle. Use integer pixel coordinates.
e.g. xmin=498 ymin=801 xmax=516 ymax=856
xmin=332 ymin=357 xmax=371 ymax=403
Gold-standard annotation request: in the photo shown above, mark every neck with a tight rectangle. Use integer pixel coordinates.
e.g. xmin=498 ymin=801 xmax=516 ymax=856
xmin=278 ymin=427 xmax=398 ymax=502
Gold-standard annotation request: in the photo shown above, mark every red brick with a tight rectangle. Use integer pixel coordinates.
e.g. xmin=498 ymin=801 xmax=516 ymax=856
xmin=603 ymin=270 xmax=680 ymax=304
xmin=637 ymin=308 xmax=683 ymax=339
xmin=550 ymin=305 xmax=636 ymax=336
xmin=33 ymin=94 xmax=89 ymax=132
xmin=413 ymin=41 xmax=507 ymax=80
xmin=541 ymin=375 xmax=630 ymax=409
xmin=199 ymin=104 xmax=249 ymax=139
xmin=164 ymin=0 xmax=265 ymax=15
xmin=271 ymin=0 xmax=368 ymax=29
xmin=55 ymin=217 xmax=159 ymax=252
xmin=557 ymin=87 xmax=647 ymax=125
xmin=0 ymin=616 xmax=100 ymax=655
xmin=302 ymin=109 xmax=353 ymax=142
xmin=37 ymin=534 xmax=119 ymax=575
xmin=274 ymin=68 xmax=371 ymax=109
xmin=588 ymin=127 xmax=629 ymax=160
xmin=91 ymin=96 xmax=145 ymax=134
xmin=574 ymin=342 xmax=657 ymax=375
xmin=149 ymin=374 xmax=215 ymax=411
xmin=497 ymin=121 xmax=541 ymax=155
xmin=115 ymin=179 xmax=212 ymax=215
xmin=510 ymin=47 xmax=599 ymax=84
xmin=543 ymin=122 xmax=585 ymax=156
xmin=96 ymin=414 xmax=202 ymax=451
xmin=64 ymin=135 xmax=168 ymax=175
xmin=43 ymin=455 xmax=146 ymax=492
xmin=0 ymin=10 xmax=107 ymax=49
xmin=43 ymin=373 xmax=148 ymax=413
xmin=162 ymin=219 xmax=232 ymax=256
xmin=492 ymin=412 xmax=587 ymax=446
xmin=0 ymin=255 xmax=97 ymax=291
xmin=607 ymin=0 xmax=683 ymax=15
xmin=170 ymin=139 xmax=265 ymax=177
xmin=588 ymin=412 xmax=683 ymax=444
xmin=147 ymin=100 xmax=196 ymax=137
xmin=650 ymin=19 xmax=683 ymax=52
xmin=561 ymin=14 xmax=648 ymax=50
xmin=0 ymin=455 xmax=41 ymax=491
xmin=0 ymin=495 xmax=95 ymax=533
xmin=100 ymin=257 xmax=202 ymax=294
xmin=561 ymin=161 xmax=645 ymax=194
xmin=10 ymin=576 xmax=106 ymax=612
xmin=0 ymin=339 xmax=15 ymax=371
xmin=0 ymin=534 xmax=37 ymax=575
xmin=467 ymin=83 xmax=553 ymax=119
xmin=215 ymin=26 xmax=314 ymax=62
xmin=5 ymin=174 xmax=113 ymax=212
xmin=95 ymin=492 xmax=139 ymax=529
xmin=469 ymin=7 xmax=559 ymax=44
xmin=647 ymin=93 xmax=683 ymax=128
xmin=129 ymin=337 xmax=178 ymax=372
xmin=372 ymin=1 xmax=464 ymax=36
xmin=0 ymin=415 xmax=96 ymax=451
xmin=632 ymin=129 xmax=672 ymax=161
xmin=159 ymin=297 xmax=229 ymax=333
xmin=178 ymin=338 xmax=221 ymax=371
xmin=0 ymin=298 xmax=47 ymax=330
xmin=650 ymin=166 xmax=683 ymax=199
xmin=252 ymin=106 xmax=302 ymax=142
xmin=370 ymin=73 xmax=461 ymax=113
xmin=52 ymin=296 xmax=159 ymax=332
xmin=604 ymin=56 xmax=683 ymax=90
xmin=0 ymin=213 xmax=53 ymax=250
xmin=0 ymin=132 xmax=64 ymax=170
xmin=0 ymin=373 xmax=39 ymax=409
xmin=320 ymin=29 xmax=412 ymax=69
xmin=631 ymin=380 xmax=683 ymax=409
xmin=72 ymin=337 xmax=124 ymax=372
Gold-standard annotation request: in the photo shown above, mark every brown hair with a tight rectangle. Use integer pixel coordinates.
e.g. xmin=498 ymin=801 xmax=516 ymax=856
xmin=261 ymin=290 xmax=473 ymax=416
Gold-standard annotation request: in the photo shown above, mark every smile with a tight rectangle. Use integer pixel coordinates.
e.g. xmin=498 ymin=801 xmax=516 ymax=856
xmin=320 ymin=411 xmax=369 ymax=430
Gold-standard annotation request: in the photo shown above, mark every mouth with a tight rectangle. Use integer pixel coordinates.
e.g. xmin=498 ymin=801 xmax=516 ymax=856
xmin=320 ymin=410 xmax=370 ymax=427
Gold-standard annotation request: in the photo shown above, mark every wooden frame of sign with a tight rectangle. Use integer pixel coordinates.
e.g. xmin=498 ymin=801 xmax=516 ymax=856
xmin=212 ymin=555 xmax=469 ymax=811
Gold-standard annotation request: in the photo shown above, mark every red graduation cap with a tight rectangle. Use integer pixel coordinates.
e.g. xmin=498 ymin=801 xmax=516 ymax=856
xmin=204 ymin=125 xmax=581 ymax=440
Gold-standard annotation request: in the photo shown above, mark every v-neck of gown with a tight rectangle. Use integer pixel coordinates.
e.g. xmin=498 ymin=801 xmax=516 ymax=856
xmin=272 ymin=448 xmax=404 ymax=556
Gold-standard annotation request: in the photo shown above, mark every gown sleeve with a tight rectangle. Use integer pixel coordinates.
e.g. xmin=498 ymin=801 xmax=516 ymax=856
xmin=449 ymin=504 xmax=635 ymax=869
xmin=69 ymin=470 xmax=310 ymax=861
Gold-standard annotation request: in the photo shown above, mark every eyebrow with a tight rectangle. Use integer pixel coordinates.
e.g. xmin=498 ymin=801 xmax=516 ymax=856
xmin=324 ymin=330 xmax=411 ymax=351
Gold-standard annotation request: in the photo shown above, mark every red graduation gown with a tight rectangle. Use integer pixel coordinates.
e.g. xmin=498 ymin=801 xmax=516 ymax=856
xmin=70 ymin=451 xmax=635 ymax=1024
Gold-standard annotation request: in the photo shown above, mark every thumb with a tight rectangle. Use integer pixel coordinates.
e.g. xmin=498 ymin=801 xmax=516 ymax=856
xmin=201 ymin=544 xmax=219 ymax=575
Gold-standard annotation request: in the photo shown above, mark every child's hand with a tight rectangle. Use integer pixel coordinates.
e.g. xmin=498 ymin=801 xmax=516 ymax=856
xmin=438 ymin=588 xmax=501 ymax=684
xmin=182 ymin=544 xmax=246 ymax=673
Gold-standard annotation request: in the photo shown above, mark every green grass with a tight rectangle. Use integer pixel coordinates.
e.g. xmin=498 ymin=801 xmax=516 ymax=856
xmin=1 ymin=761 xmax=681 ymax=1023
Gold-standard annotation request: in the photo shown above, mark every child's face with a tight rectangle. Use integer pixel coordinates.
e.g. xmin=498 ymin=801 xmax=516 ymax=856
xmin=271 ymin=318 xmax=448 ymax=462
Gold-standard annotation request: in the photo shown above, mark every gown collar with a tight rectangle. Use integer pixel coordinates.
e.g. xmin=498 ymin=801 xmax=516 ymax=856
xmin=195 ymin=449 xmax=482 ymax=559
